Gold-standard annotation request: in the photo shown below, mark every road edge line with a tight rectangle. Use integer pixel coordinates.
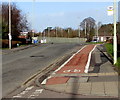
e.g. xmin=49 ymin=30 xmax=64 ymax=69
xmin=84 ymin=44 xmax=97 ymax=73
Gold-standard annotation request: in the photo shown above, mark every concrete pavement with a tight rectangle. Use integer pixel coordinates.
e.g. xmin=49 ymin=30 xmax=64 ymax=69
xmin=3 ymin=44 xmax=119 ymax=99
xmin=36 ymin=44 xmax=118 ymax=98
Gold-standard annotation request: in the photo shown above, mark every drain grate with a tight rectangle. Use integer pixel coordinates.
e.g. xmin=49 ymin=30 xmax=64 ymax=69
xmin=30 ymin=55 xmax=44 ymax=58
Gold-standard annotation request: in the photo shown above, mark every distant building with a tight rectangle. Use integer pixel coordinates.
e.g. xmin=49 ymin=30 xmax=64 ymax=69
xmin=93 ymin=36 xmax=113 ymax=42
xmin=18 ymin=32 xmax=32 ymax=44
xmin=19 ymin=32 xmax=29 ymax=39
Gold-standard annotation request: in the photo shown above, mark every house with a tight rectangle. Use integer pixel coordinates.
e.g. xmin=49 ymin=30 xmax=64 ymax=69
xmin=18 ymin=32 xmax=32 ymax=44
xmin=18 ymin=32 xmax=29 ymax=39
xmin=93 ymin=35 xmax=113 ymax=42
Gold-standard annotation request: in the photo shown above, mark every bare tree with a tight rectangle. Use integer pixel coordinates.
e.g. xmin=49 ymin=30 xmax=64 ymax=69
xmin=2 ymin=3 xmax=29 ymax=39
xmin=80 ymin=17 xmax=96 ymax=41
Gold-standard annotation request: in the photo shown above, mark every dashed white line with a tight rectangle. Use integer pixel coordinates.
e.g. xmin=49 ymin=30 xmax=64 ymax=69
xmin=35 ymin=89 xmax=43 ymax=93
xmin=13 ymin=95 xmax=22 ymax=98
xmin=12 ymin=86 xmax=34 ymax=98
xmin=28 ymin=89 xmax=43 ymax=98
xmin=25 ymin=86 xmax=34 ymax=91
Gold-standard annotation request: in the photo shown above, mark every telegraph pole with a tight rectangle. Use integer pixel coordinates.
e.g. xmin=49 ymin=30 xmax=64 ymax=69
xmin=32 ymin=0 xmax=35 ymax=37
xmin=9 ymin=0 xmax=12 ymax=49
xmin=96 ymin=22 xmax=98 ymax=40
xmin=78 ymin=25 xmax=80 ymax=38
xmin=68 ymin=28 xmax=69 ymax=38
xmin=113 ymin=0 xmax=117 ymax=64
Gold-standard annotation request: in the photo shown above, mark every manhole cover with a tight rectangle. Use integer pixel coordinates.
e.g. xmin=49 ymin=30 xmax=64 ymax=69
xmin=30 ymin=55 xmax=44 ymax=58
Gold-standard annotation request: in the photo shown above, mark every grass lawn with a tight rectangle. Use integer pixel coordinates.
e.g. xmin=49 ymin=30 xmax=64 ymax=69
xmin=105 ymin=43 xmax=120 ymax=74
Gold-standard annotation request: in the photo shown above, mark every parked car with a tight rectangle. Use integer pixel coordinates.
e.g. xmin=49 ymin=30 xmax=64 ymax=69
xmin=91 ymin=39 xmax=98 ymax=43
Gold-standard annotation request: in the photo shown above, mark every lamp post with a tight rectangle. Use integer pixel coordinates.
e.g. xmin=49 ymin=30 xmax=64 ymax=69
xmin=85 ymin=21 xmax=86 ymax=41
xmin=9 ymin=0 xmax=12 ymax=49
xmin=32 ymin=0 xmax=35 ymax=37
xmin=113 ymin=0 xmax=117 ymax=64
xmin=96 ymin=22 xmax=98 ymax=41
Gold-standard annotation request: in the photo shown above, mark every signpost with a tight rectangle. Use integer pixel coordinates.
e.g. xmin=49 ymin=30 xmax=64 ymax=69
xmin=107 ymin=0 xmax=117 ymax=64
xmin=113 ymin=0 xmax=117 ymax=64
xmin=107 ymin=6 xmax=113 ymax=16
xmin=9 ymin=0 xmax=12 ymax=49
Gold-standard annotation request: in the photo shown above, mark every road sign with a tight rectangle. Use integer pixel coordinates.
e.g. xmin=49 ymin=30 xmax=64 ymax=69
xmin=63 ymin=69 xmax=81 ymax=73
xmin=107 ymin=6 xmax=113 ymax=16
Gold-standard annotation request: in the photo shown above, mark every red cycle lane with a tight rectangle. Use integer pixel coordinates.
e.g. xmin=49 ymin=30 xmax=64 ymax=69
xmin=44 ymin=44 xmax=96 ymax=85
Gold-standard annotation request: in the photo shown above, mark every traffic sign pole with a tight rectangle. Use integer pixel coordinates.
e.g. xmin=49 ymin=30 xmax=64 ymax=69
xmin=113 ymin=0 xmax=117 ymax=64
xmin=9 ymin=0 xmax=12 ymax=49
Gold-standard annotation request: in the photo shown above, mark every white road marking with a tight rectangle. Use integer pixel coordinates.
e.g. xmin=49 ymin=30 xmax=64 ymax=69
xmin=63 ymin=69 xmax=81 ymax=73
xmin=19 ymin=90 xmax=28 ymax=95
xmin=41 ymin=76 xmax=52 ymax=84
xmin=28 ymin=89 xmax=43 ymax=98
xmin=74 ymin=69 xmax=81 ymax=72
xmin=25 ymin=86 xmax=34 ymax=91
xmin=13 ymin=94 xmax=22 ymax=98
xmin=84 ymin=45 xmax=97 ymax=73
xmin=28 ymin=94 xmax=36 ymax=98
xmin=35 ymin=89 xmax=43 ymax=93
xmin=12 ymin=86 xmax=34 ymax=98
xmin=63 ymin=70 xmax=71 ymax=73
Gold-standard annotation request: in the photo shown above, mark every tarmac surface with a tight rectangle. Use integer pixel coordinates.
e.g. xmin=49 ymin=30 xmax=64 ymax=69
xmin=2 ymin=43 xmax=119 ymax=99
xmin=2 ymin=43 xmax=84 ymax=98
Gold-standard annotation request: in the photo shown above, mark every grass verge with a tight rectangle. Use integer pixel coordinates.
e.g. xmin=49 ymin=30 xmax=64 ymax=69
xmin=104 ymin=43 xmax=113 ymax=57
xmin=105 ymin=43 xmax=120 ymax=74
xmin=115 ymin=57 xmax=120 ymax=67
xmin=86 ymin=42 xmax=104 ymax=44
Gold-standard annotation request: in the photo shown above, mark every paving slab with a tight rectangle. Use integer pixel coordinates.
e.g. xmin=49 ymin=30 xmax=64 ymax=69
xmin=91 ymin=82 xmax=105 ymax=96
xmin=100 ymin=61 xmax=115 ymax=73
xmin=104 ymin=82 xmax=118 ymax=97
xmin=67 ymin=77 xmax=88 ymax=83
xmin=94 ymin=52 xmax=102 ymax=64
xmin=77 ymin=82 xmax=91 ymax=95
xmin=45 ymin=84 xmax=67 ymax=92
xmin=65 ymin=83 xmax=80 ymax=94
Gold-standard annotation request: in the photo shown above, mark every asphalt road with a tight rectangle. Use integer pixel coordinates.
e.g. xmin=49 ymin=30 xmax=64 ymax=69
xmin=2 ymin=43 xmax=82 ymax=97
